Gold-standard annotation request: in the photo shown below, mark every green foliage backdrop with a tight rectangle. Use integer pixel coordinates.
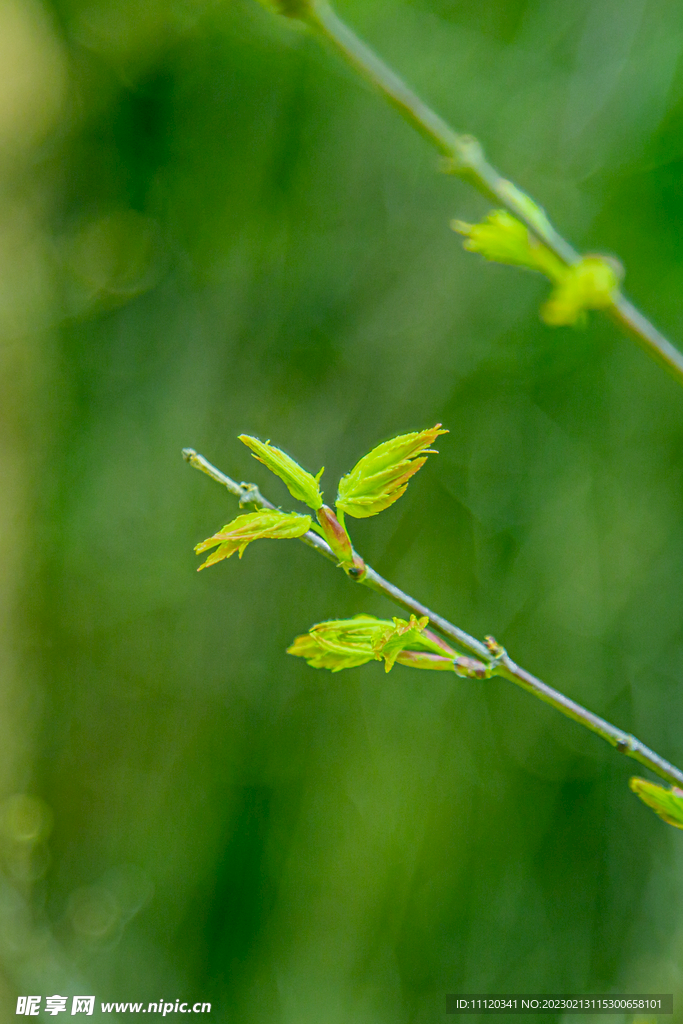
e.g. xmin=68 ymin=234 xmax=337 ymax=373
xmin=3 ymin=0 xmax=683 ymax=1019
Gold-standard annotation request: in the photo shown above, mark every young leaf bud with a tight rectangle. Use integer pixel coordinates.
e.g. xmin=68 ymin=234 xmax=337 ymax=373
xmin=452 ymin=211 xmax=565 ymax=282
xmin=195 ymin=509 xmax=311 ymax=569
xmin=239 ymin=435 xmax=324 ymax=510
xmin=288 ymin=613 xmax=457 ymax=673
xmin=485 ymin=630 xmax=507 ymax=655
xmin=375 ymin=614 xmax=453 ymax=671
xmin=336 ymin=425 xmax=447 ymax=519
xmin=316 ymin=505 xmax=353 ymax=563
xmin=454 ymin=657 xmax=492 ymax=679
xmin=287 ymin=615 xmax=389 ymax=672
xmin=541 ymin=256 xmax=622 ymax=327
xmin=344 ymin=552 xmax=367 ymax=581
xmin=394 ymin=650 xmax=457 ymax=671
xmin=286 ymin=631 xmax=374 ymax=671
xmin=629 ymin=777 xmax=683 ymax=830
xmin=454 ymin=212 xmax=622 ymax=328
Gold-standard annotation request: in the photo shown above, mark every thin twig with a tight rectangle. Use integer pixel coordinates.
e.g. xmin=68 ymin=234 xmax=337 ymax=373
xmin=184 ymin=447 xmax=683 ymax=788
xmin=289 ymin=0 xmax=683 ymax=388
xmin=611 ymin=296 xmax=683 ymax=381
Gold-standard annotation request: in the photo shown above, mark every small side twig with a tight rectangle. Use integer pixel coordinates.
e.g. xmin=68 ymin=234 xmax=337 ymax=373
xmin=264 ymin=0 xmax=683 ymax=389
xmin=184 ymin=447 xmax=683 ymax=788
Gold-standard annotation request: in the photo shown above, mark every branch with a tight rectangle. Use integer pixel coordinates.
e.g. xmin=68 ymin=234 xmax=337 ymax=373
xmin=264 ymin=0 xmax=683 ymax=388
xmin=183 ymin=447 xmax=683 ymax=788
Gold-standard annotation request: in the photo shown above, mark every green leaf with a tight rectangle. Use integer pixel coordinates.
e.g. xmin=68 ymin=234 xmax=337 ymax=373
xmin=541 ymin=257 xmax=621 ymax=327
xmin=377 ymin=614 xmax=449 ymax=671
xmin=287 ymin=613 xmax=457 ymax=673
xmin=195 ymin=509 xmax=311 ymax=570
xmin=629 ymin=777 xmax=683 ymax=830
xmin=336 ymin=424 xmax=448 ymax=519
xmin=453 ymin=212 xmax=622 ymax=328
xmin=239 ymin=434 xmax=324 ymax=511
xmin=452 ymin=211 xmax=565 ymax=282
xmin=287 ymin=615 xmax=386 ymax=672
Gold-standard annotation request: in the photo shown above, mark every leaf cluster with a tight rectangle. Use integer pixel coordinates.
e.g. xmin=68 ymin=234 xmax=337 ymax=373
xmin=195 ymin=509 xmax=311 ymax=570
xmin=287 ymin=614 xmax=457 ymax=673
xmin=192 ymin=432 xmax=683 ymax=831
xmin=453 ymin=211 xmax=622 ymax=326
xmin=194 ymin=426 xmax=446 ymax=572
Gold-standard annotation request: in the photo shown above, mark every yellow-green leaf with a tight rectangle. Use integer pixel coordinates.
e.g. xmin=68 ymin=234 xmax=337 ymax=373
xmin=453 ymin=212 xmax=622 ymax=328
xmin=288 ymin=613 xmax=457 ymax=673
xmin=452 ymin=210 xmax=565 ymax=282
xmin=239 ymin=435 xmax=324 ymax=510
xmin=375 ymin=614 xmax=451 ymax=671
xmin=336 ymin=425 xmax=447 ymax=519
xmin=195 ymin=509 xmax=311 ymax=570
xmin=541 ymin=257 xmax=621 ymax=327
xmin=287 ymin=615 xmax=386 ymax=672
xmin=629 ymin=777 xmax=683 ymax=830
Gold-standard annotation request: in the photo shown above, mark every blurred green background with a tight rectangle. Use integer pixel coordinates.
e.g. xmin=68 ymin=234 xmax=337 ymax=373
xmin=3 ymin=0 xmax=683 ymax=1019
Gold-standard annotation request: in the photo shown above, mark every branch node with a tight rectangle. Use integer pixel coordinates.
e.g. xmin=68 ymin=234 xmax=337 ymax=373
xmin=238 ymin=482 xmax=265 ymax=508
xmin=454 ymin=656 xmax=491 ymax=679
xmin=439 ymin=136 xmax=485 ymax=177
xmin=483 ymin=634 xmax=507 ymax=673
